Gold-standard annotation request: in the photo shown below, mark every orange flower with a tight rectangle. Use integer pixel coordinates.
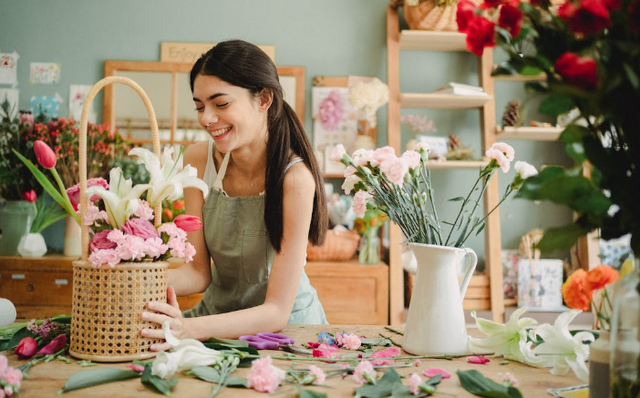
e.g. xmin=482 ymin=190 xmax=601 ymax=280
xmin=561 ymin=269 xmax=593 ymax=311
xmin=163 ymin=208 xmax=174 ymax=221
xmin=587 ymin=265 xmax=619 ymax=291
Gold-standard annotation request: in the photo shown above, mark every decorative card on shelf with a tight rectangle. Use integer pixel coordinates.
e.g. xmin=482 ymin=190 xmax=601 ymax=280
xmin=0 ymin=89 xmax=19 ymax=119
xmin=415 ymin=135 xmax=448 ymax=159
xmin=0 ymin=52 xmax=19 ymax=86
xmin=30 ymin=93 xmax=63 ymax=118
xmin=30 ymin=62 xmax=61 ymax=84
xmin=312 ymin=86 xmax=357 ymax=162
xmin=517 ymin=258 xmax=564 ymax=310
xmin=600 ymin=234 xmax=631 ymax=267
xmin=69 ymin=84 xmax=92 ymax=120
xmin=501 ymin=250 xmax=519 ymax=301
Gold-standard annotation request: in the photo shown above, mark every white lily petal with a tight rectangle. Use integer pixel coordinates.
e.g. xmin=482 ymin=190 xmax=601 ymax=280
xmin=129 ymin=147 xmax=164 ymax=182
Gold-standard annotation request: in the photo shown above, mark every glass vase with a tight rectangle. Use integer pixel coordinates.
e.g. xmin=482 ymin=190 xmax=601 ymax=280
xmin=358 ymin=227 xmax=380 ymax=265
xmin=0 ymin=200 xmax=35 ymax=256
xmin=610 ymin=256 xmax=640 ymax=397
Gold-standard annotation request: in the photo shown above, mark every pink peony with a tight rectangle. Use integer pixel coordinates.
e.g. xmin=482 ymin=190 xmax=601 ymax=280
xmin=410 ymin=373 xmax=422 ymax=395
xmin=423 ymin=368 xmax=451 ymax=379
xmin=246 ymin=356 xmax=286 ymax=393
xmin=369 ymin=346 xmax=401 ymax=366
xmin=66 ymin=177 xmax=109 ymax=210
xmin=122 ymin=218 xmax=158 ymax=239
xmin=486 ymin=148 xmax=510 ymax=173
xmin=329 ymin=144 xmax=347 ymax=162
xmin=308 ymin=365 xmax=326 ymax=385
xmin=380 ymin=157 xmax=408 ymax=186
xmin=90 ymin=230 xmax=118 ymax=252
xmin=353 ymin=190 xmax=373 ymax=218
xmin=353 ymin=360 xmax=376 ymax=385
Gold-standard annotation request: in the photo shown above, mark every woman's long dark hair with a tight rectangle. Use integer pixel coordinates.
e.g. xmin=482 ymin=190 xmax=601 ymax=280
xmin=190 ymin=40 xmax=327 ymax=251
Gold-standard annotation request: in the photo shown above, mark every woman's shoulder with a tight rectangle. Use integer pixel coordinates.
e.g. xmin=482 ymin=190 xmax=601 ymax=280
xmin=283 ymin=158 xmax=315 ymax=192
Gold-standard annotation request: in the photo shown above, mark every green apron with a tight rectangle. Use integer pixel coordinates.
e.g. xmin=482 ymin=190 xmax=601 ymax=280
xmin=183 ymin=142 xmax=328 ymax=324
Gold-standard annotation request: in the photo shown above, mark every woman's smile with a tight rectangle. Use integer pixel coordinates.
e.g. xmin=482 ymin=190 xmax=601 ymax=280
xmin=209 ymin=126 xmax=232 ymax=139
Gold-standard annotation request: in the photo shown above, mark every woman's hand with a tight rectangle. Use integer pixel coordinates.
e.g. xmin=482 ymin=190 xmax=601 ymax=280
xmin=141 ymin=285 xmax=185 ymax=351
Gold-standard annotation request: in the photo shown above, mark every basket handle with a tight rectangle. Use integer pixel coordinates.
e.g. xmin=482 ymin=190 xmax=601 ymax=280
xmin=78 ymin=76 xmax=162 ymax=262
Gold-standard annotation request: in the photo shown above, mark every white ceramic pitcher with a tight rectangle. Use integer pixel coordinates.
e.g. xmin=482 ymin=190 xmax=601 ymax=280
xmin=403 ymin=242 xmax=477 ymax=356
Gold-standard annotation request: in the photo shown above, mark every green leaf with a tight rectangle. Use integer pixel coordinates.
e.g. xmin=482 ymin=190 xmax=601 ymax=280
xmin=360 ymin=337 xmax=392 ymax=347
xmin=519 ymin=65 xmax=543 ymax=76
xmin=559 ymin=125 xmax=590 ymax=164
xmin=536 ymin=223 xmax=593 ymax=252
xmin=448 ymin=197 xmax=465 ymax=202
xmin=141 ymin=365 xmax=177 ymax=396
xmin=391 ymin=386 xmax=431 ymax=397
xmin=190 ymin=366 xmax=247 ymax=388
xmin=355 ymin=368 xmax=403 ymax=398
xmin=623 ymin=63 xmax=639 ymax=89
xmin=6 ymin=327 xmax=37 ymax=351
xmin=299 ymin=389 xmax=329 ymax=398
xmin=524 ymin=82 xmax=548 ymax=93
xmin=425 ymin=374 xmax=442 ymax=386
xmin=59 ymin=368 xmax=140 ymax=393
xmin=457 ymin=370 xmax=523 ymax=398
xmin=203 ymin=337 xmax=249 ymax=348
xmin=539 ymin=94 xmax=575 ymax=116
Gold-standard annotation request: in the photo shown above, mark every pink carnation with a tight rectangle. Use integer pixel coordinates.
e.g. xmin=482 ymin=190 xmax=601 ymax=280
xmin=247 ymin=356 xmax=286 ymax=393
xmin=308 ymin=365 xmax=326 ymax=385
xmin=498 ymin=372 xmax=519 ymax=387
xmin=344 ymin=166 xmax=357 ymax=177
xmin=486 ymin=148 xmax=511 ymax=173
xmin=122 ymin=218 xmax=158 ymax=240
xmin=410 ymin=373 xmax=422 ymax=395
xmin=371 ymin=146 xmax=396 ymax=167
xmin=0 ymin=354 xmax=7 ymax=375
xmin=134 ymin=199 xmax=154 ymax=221
xmin=491 ymin=142 xmax=515 ymax=161
xmin=353 ymin=149 xmax=374 ymax=167
xmin=353 ymin=360 xmax=376 ymax=385
xmin=401 ymin=150 xmax=421 ymax=169
xmin=380 ymin=157 xmax=408 ymax=186
xmin=353 ymin=190 xmax=373 ymax=218
xmin=329 ymin=144 xmax=346 ymax=162
xmin=2 ymin=367 xmax=22 ymax=386
xmin=88 ymin=248 xmax=121 ymax=268
xmin=336 ymin=333 xmax=361 ymax=350
xmin=83 ymin=204 xmax=108 ymax=226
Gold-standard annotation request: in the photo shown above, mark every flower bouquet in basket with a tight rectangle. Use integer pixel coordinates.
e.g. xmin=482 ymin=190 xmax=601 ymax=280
xmin=330 ymin=141 xmax=538 ymax=355
xmin=14 ymin=140 xmax=209 ymax=361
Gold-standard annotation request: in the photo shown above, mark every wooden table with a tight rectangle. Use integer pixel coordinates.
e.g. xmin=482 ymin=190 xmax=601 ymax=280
xmin=4 ymin=324 xmax=583 ymax=397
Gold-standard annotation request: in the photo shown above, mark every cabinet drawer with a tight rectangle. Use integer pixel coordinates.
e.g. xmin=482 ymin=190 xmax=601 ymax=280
xmin=0 ymin=271 xmax=73 ymax=306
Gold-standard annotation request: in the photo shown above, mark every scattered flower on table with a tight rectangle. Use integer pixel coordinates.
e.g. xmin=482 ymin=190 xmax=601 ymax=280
xmin=423 ymin=368 xmax=451 ymax=379
xmin=14 ymin=337 xmax=38 ymax=359
xmin=498 ymin=372 xmax=519 ymax=388
xmin=316 ymin=331 xmax=335 ymax=346
xmin=467 ymin=355 xmax=491 ymax=364
xmin=126 ymin=364 xmax=145 ymax=373
xmin=246 ymin=356 xmax=286 ymax=393
xmin=301 ymin=365 xmax=326 ymax=386
xmin=36 ymin=334 xmax=67 ymax=356
xmin=0 ymin=354 xmax=22 ymax=397
xmin=353 ymin=360 xmax=377 ymax=385
xmin=368 ymin=346 xmax=401 ymax=366
xmin=312 ymin=343 xmax=339 ymax=359
xmin=413 ymin=359 xmax=421 ymax=367
xmin=468 ymin=306 xmax=540 ymax=365
xmin=410 ymin=373 xmax=422 ymax=395
xmin=526 ymin=310 xmax=594 ymax=382
xmin=151 ymin=321 xmax=225 ymax=379
xmin=335 ymin=332 xmax=361 ymax=350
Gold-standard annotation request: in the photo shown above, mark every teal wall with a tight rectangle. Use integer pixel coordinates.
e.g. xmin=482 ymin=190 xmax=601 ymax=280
xmin=0 ymin=0 xmax=573 ymax=263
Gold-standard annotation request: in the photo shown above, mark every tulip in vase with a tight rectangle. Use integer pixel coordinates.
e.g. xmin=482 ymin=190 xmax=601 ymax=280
xmin=332 ymin=142 xmax=537 ymax=355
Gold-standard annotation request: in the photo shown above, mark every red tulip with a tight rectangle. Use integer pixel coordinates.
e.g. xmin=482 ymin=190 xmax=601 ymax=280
xmin=174 ymin=214 xmax=202 ymax=232
xmin=34 ymin=140 xmax=57 ymax=169
xmin=15 ymin=337 xmax=38 ymax=359
xmin=36 ymin=334 xmax=67 ymax=355
xmin=23 ymin=189 xmax=37 ymax=203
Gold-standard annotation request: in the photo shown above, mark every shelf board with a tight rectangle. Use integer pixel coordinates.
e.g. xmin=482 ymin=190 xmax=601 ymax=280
xmin=492 ymin=70 xmax=547 ymax=82
xmin=428 ymin=159 xmax=489 ymax=169
xmin=401 ymin=93 xmax=491 ymax=109
xmin=496 ymin=126 xmax=563 ymax=141
xmin=399 ymin=30 xmax=467 ymax=52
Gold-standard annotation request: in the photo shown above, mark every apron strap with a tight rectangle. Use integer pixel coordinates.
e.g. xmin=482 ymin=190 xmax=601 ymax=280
xmin=213 ymin=152 xmax=231 ymax=191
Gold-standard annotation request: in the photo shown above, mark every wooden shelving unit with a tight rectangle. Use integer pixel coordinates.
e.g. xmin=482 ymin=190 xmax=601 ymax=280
xmin=387 ymin=6 xmax=504 ymax=324
xmin=496 ymin=126 xmax=563 ymax=141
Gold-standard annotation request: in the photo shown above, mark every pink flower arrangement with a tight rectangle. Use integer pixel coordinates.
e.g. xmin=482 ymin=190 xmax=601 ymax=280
xmin=246 ymin=356 xmax=286 ymax=393
xmin=16 ymin=140 xmax=209 ymax=268
xmin=332 ymin=142 xmax=537 ymax=247
xmin=0 ymin=354 xmax=22 ymax=397
xmin=318 ymin=90 xmax=344 ymax=131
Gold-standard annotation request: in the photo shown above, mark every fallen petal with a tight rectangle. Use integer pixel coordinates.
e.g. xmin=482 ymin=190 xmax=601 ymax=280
xmin=423 ymin=368 xmax=451 ymax=379
xmin=467 ymin=355 xmax=490 ymax=364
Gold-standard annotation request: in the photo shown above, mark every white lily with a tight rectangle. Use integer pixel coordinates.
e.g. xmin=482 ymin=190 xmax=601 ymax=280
xmin=85 ymin=167 xmax=149 ymax=229
xmin=469 ymin=306 xmax=542 ymax=365
xmin=129 ymin=147 xmax=209 ymax=207
xmin=151 ymin=321 xmax=225 ymax=379
xmin=528 ymin=310 xmax=594 ymax=382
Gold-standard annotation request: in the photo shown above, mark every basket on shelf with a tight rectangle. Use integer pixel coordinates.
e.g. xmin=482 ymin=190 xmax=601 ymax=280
xmin=306 ymin=230 xmax=361 ymax=262
xmin=69 ymin=76 xmax=168 ymax=362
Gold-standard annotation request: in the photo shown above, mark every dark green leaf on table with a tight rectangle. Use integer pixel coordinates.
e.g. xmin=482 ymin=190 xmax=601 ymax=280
xmin=354 ymin=368 xmax=403 ymax=398
xmin=7 ymin=327 xmax=37 ymax=351
xmin=203 ymin=337 xmax=249 ymax=348
xmin=59 ymin=368 xmax=140 ymax=393
xmin=457 ymin=369 xmax=523 ymax=398
xmin=299 ymin=389 xmax=329 ymax=398
xmin=360 ymin=337 xmax=392 ymax=347
xmin=141 ymin=365 xmax=178 ymax=396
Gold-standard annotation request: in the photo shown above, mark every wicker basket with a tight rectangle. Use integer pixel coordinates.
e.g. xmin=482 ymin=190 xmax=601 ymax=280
xmin=69 ymin=76 xmax=166 ymax=362
xmin=307 ymin=230 xmax=361 ymax=261
xmin=404 ymin=0 xmax=460 ymax=31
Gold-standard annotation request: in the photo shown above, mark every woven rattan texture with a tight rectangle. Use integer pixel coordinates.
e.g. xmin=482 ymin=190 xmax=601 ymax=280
xmin=69 ymin=261 xmax=169 ymax=362
xmin=306 ymin=230 xmax=360 ymax=261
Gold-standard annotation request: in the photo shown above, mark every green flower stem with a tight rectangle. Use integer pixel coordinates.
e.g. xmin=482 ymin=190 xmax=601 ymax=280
xmin=50 ymin=167 xmax=81 ymax=225
xmin=246 ymin=354 xmax=467 ymax=362
xmin=384 ymin=326 xmax=404 ymax=336
xmin=0 ymin=315 xmax=70 ymax=337
xmin=444 ymin=168 xmax=488 ymax=246
xmin=461 ymin=183 xmax=515 ymax=244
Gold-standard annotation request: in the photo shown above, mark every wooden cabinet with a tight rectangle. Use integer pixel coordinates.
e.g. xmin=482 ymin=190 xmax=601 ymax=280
xmin=386 ymin=6 xmax=504 ymax=323
xmin=306 ymin=260 xmax=389 ymax=325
